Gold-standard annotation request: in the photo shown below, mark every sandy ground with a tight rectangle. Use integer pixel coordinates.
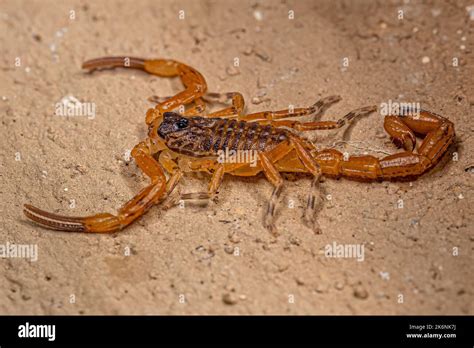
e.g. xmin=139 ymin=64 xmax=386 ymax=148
xmin=0 ymin=0 xmax=473 ymax=315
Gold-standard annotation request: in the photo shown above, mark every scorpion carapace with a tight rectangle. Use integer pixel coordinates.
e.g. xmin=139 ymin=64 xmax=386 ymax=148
xmin=23 ymin=56 xmax=456 ymax=235
xmin=158 ymin=112 xmax=290 ymax=157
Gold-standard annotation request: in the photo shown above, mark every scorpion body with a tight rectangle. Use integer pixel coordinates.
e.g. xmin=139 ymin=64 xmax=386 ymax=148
xmin=23 ymin=56 xmax=455 ymax=235
xmin=158 ymin=113 xmax=290 ymax=157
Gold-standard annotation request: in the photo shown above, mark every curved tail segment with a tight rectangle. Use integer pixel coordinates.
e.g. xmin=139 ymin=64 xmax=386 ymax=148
xmin=313 ymin=109 xmax=455 ymax=180
xmin=82 ymin=56 xmax=147 ymax=71
xmin=23 ymin=204 xmax=119 ymax=233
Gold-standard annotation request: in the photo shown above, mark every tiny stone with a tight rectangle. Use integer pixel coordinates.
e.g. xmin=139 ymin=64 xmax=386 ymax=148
xmin=224 ymin=245 xmax=234 ymax=254
xmin=314 ymin=284 xmax=326 ymax=293
xmin=353 ymin=285 xmax=369 ymax=299
xmin=222 ymin=293 xmax=238 ymax=305
xmin=228 ymin=232 xmax=240 ymax=243
xmin=123 ymin=149 xmax=132 ymax=162
xmin=295 ymin=277 xmax=305 ymax=286
xmin=226 ymin=66 xmax=240 ymax=76
xmin=334 ymin=281 xmax=344 ymax=290
xmin=254 ymin=49 xmax=272 ymax=62
xmin=421 ymin=56 xmax=430 ymax=64
xmin=242 ymin=45 xmax=253 ymax=55
xmin=253 ymin=10 xmax=263 ymax=21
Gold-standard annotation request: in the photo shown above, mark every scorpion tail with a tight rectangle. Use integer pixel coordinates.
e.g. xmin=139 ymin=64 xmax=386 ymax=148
xmin=82 ymin=56 xmax=146 ymax=71
xmin=314 ymin=109 xmax=455 ymax=180
xmin=23 ymin=204 xmax=89 ymax=232
xmin=23 ymin=204 xmax=124 ymax=233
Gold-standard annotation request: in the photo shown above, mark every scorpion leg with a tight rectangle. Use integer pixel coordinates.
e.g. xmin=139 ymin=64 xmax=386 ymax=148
xmin=258 ymin=152 xmax=284 ymax=235
xmin=179 ymin=164 xmax=226 ymax=201
xmin=289 ymin=136 xmax=323 ymax=232
xmin=260 ymin=105 xmax=377 ymax=131
xmin=259 ymin=137 xmax=322 ymax=233
xmin=23 ymin=142 xmax=177 ymax=233
xmin=240 ymin=95 xmax=341 ymax=122
xmin=310 ymin=110 xmax=455 ymax=180
xmin=204 ymin=92 xmax=245 ymax=117
xmin=165 ymin=162 xmax=251 ymax=208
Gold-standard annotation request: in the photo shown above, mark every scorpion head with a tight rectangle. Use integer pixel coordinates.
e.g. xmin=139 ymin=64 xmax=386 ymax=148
xmin=157 ymin=112 xmax=190 ymax=139
xmin=157 ymin=112 xmax=214 ymax=156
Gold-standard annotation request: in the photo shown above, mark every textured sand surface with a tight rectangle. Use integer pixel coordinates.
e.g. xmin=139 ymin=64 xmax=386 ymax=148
xmin=1 ymin=0 xmax=473 ymax=314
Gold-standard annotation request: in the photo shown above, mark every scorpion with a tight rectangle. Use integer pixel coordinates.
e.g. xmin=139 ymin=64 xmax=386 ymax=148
xmin=23 ymin=56 xmax=455 ymax=234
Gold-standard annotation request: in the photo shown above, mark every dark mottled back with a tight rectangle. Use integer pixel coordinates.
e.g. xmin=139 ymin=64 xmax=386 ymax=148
xmin=158 ymin=112 xmax=289 ymax=157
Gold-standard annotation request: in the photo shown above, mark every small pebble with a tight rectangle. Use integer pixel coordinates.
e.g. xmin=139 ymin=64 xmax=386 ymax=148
xmin=224 ymin=245 xmax=234 ymax=254
xmin=334 ymin=281 xmax=344 ymax=290
xmin=226 ymin=66 xmax=240 ymax=76
xmin=222 ymin=293 xmax=238 ymax=305
xmin=123 ymin=149 xmax=132 ymax=162
xmin=253 ymin=10 xmax=263 ymax=21
xmin=353 ymin=285 xmax=369 ymax=299
xmin=314 ymin=284 xmax=326 ymax=293
xmin=295 ymin=277 xmax=305 ymax=286
xmin=242 ymin=45 xmax=253 ymax=55
xmin=421 ymin=56 xmax=430 ymax=64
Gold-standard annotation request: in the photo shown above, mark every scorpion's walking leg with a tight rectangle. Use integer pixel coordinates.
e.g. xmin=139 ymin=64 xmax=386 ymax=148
xmin=289 ymin=136 xmax=323 ymax=231
xmin=204 ymin=92 xmax=245 ymax=117
xmin=311 ymin=110 xmax=455 ymax=180
xmin=240 ymin=95 xmax=341 ymax=122
xmin=165 ymin=162 xmax=251 ymax=209
xmin=256 ymin=138 xmax=322 ymax=234
xmin=179 ymin=164 xmax=226 ymax=201
xmin=261 ymin=105 xmax=377 ymax=131
xmin=259 ymin=153 xmax=284 ymax=235
xmin=24 ymin=142 xmax=177 ymax=233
